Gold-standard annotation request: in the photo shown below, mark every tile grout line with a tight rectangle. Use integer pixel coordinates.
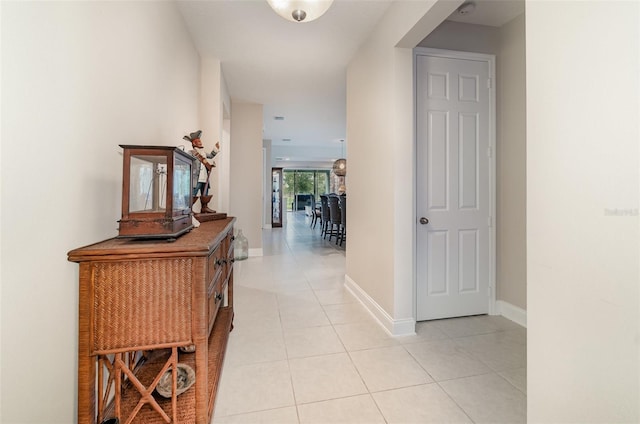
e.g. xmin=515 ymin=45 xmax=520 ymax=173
xmin=275 ymin=268 xmax=303 ymax=424
xmin=331 ymin=293 xmax=392 ymax=423
xmin=400 ymin=338 xmax=480 ymax=422
xmin=229 ymin=228 xmax=523 ymax=423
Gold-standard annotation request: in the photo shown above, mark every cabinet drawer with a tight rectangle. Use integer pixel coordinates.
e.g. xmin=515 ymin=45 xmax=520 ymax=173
xmin=207 ymin=245 xmax=224 ymax=291
xmin=226 ymin=229 xmax=235 ymax=260
xmin=207 ymin=279 xmax=226 ymax=334
xmin=225 ymin=229 xmax=235 ymax=279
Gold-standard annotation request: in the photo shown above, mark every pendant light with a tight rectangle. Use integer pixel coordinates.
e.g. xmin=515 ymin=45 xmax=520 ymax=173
xmin=332 ymin=139 xmax=346 ymax=177
xmin=332 ymin=140 xmax=346 ymax=194
xmin=267 ymin=0 xmax=334 ymax=23
xmin=332 ymin=159 xmax=346 ymax=177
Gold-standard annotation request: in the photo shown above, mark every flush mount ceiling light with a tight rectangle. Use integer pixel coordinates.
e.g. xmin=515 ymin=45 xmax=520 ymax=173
xmin=267 ymin=0 xmax=334 ymax=23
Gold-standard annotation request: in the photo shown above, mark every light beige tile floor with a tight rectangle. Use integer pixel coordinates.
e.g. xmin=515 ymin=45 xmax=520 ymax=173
xmin=212 ymin=212 xmax=527 ymax=423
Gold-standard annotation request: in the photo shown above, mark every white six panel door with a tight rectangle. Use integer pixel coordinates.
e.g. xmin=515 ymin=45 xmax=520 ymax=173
xmin=416 ymin=53 xmax=492 ymax=321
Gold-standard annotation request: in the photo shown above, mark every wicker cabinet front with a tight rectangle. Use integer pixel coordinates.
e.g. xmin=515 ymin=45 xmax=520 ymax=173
xmin=69 ymin=218 xmax=236 ymax=424
xmin=92 ymin=258 xmax=194 ymax=353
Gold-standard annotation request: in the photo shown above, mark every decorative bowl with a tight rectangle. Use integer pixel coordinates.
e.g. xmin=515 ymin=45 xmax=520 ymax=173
xmin=156 ymin=363 xmax=196 ymax=398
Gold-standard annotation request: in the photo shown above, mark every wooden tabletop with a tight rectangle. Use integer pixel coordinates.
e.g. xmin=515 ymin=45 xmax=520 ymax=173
xmin=68 ymin=217 xmax=236 ymax=262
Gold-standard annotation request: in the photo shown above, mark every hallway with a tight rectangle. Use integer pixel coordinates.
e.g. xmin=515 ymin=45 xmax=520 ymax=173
xmin=213 ymin=212 xmax=526 ymax=423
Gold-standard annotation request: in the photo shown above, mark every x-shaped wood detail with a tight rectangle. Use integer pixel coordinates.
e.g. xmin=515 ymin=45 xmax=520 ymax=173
xmin=112 ymin=348 xmax=179 ymax=424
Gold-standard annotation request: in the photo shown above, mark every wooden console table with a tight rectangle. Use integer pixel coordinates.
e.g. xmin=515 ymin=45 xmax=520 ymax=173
xmin=68 ymin=218 xmax=236 ymax=424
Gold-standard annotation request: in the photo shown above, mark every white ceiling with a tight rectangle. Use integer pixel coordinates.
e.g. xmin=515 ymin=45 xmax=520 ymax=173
xmin=447 ymin=0 xmax=524 ymax=27
xmin=176 ymin=0 xmax=524 ymax=161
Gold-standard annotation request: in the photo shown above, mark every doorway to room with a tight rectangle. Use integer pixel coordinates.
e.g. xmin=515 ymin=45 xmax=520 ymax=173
xmin=414 ymin=48 xmax=496 ymax=321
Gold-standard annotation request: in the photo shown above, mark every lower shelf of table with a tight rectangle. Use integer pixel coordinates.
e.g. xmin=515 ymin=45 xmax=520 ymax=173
xmin=114 ymin=307 xmax=233 ymax=424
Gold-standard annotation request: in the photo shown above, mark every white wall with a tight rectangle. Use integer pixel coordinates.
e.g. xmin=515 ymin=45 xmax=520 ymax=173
xmin=229 ymin=101 xmax=263 ymax=254
xmin=275 ymin=161 xmax=333 ymax=170
xmin=527 ymin=1 xmax=639 ymax=422
xmin=263 ymin=139 xmax=273 ymax=228
xmin=346 ymin=10 xmax=404 ymax=318
xmin=271 ymin=144 xmax=343 ymax=164
xmin=497 ymin=13 xmax=526 ymax=311
xmin=0 ymin=2 xmax=200 ymax=422
xmin=346 ymin=0 xmax=461 ymax=333
xmin=199 ymin=59 xmax=231 ymax=214
xmin=199 ymin=58 xmax=223 ymax=212
xmin=419 ymin=15 xmax=527 ymax=314
xmin=219 ymin=104 xmax=232 ymax=213
xmin=418 ymin=20 xmax=499 ymax=53
xmin=0 ymin=1 xmax=4 ymax=417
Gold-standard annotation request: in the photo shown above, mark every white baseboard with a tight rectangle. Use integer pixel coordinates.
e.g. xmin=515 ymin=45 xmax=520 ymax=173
xmin=248 ymin=248 xmax=263 ymax=257
xmin=343 ymin=276 xmax=525 ymax=331
xmin=344 ymin=275 xmax=416 ymax=337
xmin=496 ymin=300 xmax=527 ymax=328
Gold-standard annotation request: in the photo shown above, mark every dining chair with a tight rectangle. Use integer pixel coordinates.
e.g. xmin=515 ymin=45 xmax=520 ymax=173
xmin=337 ymin=194 xmax=346 ymax=246
xmin=327 ymin=195 xmax=341 ymax=242
xmin=310 ymin=201 xmax=322 ymax=229
xmin=320 ymin=195 xmax=330 ymax=236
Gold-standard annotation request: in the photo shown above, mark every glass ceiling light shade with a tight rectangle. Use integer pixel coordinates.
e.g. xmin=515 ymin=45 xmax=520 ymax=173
xmin=267 ymin=0 xmax=334 ymax=23
xmin=332 ymin=158 xmax=346 ymax=177
xmin=332 ymin=138 xmax=346 ymax=177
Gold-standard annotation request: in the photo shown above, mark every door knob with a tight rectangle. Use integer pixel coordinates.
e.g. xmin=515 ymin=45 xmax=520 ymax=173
xmin=419 ymin=217 xmax=429 ymax=225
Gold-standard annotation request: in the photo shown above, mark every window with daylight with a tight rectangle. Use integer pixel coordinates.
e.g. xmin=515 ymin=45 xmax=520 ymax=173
xmin=283 ymin=170 xmax=330 ymax=212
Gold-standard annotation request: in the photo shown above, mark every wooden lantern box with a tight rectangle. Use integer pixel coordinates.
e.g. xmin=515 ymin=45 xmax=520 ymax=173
xmin=118 ymin=145 xmax=194 ymax=239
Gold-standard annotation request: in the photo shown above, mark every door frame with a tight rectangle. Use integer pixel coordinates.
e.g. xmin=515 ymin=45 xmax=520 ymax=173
xmin=413 ymin=47 xmax=497 ymax=320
